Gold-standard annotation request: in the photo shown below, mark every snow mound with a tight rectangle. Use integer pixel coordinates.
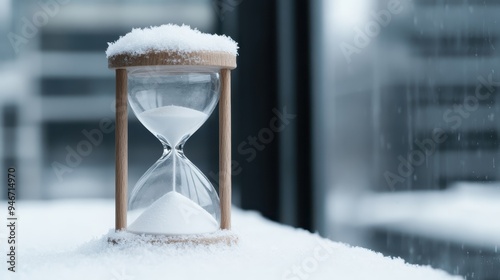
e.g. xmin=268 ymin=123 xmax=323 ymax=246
xmin=0 ymin=201 xmax=462 ymax=280
xmin=106 ymin=24 xmax=238 ymax=58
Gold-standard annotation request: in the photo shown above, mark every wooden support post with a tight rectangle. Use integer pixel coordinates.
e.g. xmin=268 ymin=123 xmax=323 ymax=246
xmin=219 ymin=69 xmax=231 ymax=230
xmin=115 ymin=69 xmax=128 ymax=230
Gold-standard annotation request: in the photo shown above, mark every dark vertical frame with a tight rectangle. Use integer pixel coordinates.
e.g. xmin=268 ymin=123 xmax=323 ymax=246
xmin=293 ymin=0 xmax=313 ymax=230
xmin=227 ymin=0 xmax=313 ymax=230
xmin=235 ymin=0 xmax=281 ymax=221
xmin=277 ymin=0 xmax=313 ymax=230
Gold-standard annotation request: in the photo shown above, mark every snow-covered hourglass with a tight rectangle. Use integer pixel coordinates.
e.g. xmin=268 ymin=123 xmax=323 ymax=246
xmin=106 ymin=24 xmax=237 ymax=242
xmin=127 ymin=68 xmax=221 ymax=235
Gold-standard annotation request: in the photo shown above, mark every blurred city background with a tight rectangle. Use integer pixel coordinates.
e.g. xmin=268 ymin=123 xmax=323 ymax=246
xmin=1 ymin=0 xmax=500 ymax=279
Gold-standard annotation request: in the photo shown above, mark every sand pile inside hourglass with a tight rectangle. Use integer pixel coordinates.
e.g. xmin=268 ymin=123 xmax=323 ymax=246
xmin=128 ymin=191 xmax=219 ymax=235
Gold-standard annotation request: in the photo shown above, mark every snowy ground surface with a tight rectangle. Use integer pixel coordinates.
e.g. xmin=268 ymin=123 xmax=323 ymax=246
xmin=0 ymin=200 xmax=461 ymax=280
xmin=330 ymin=182 xmax=500 ymax=248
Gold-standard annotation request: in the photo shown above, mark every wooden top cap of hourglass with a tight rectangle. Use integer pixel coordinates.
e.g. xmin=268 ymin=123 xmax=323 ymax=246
xmin=108 ymin=50 xmax=236 ymax=70
xmin=106 ymin=24 xmax=238 ymax=70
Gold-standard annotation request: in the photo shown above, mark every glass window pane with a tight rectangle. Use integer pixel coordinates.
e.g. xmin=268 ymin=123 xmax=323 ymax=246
xmin=314 ymin=1 xmax=500 ymax=279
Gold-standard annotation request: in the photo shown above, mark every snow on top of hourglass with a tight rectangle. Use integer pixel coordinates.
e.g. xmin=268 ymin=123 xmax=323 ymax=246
xmin=105 ymin=24 xmax=238 ymax=58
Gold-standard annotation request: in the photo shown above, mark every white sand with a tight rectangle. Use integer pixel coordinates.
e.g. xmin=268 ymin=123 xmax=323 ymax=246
xmin=106 ymin=24 xmax=238 ymax=58
xmin=128 ymin=191 xmax=219 ymax=235
xmin=138 ymin=105 xmax=207 ymax=145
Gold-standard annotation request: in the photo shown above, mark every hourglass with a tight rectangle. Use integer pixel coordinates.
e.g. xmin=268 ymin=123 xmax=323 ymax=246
xmin=106 ymin=25 xmax=237 ymax=243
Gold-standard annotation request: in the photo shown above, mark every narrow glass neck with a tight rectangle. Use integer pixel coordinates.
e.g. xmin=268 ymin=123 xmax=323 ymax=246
xmin=160 ymin=141 xmax=185 ymax=157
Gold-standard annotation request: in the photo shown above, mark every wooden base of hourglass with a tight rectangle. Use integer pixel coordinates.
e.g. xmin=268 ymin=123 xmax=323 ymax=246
xmin=108 ymin=231 xmax=239 ymax=246
xmin=110 ymin=50 xmax=236 ymax=245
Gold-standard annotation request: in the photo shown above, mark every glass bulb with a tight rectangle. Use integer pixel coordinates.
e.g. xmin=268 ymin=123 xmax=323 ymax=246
xmin=126 ymin=66 xmax=221 ymax=235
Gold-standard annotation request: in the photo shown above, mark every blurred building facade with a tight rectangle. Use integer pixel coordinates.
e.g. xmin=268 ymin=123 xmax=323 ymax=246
xmin=317 ymin=0 xmax=500 ymax=279
xmin=0 ymin=0 xmax=218 ymax=200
